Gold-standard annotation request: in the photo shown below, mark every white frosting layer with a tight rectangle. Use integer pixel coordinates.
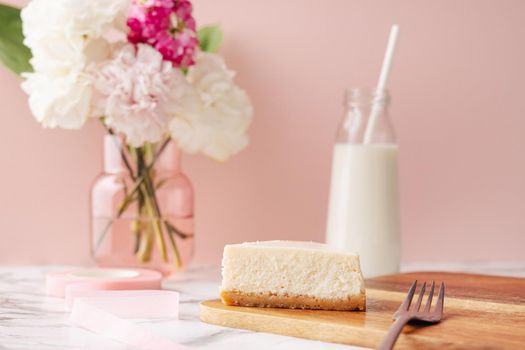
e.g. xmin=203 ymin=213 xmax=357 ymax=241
xmin=220 ymin=241 xmax=365 ymax=299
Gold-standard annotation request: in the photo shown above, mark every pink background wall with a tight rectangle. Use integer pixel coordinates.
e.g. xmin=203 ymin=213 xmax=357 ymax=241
xmin=1 ymin=0 xmax=524 ymax=265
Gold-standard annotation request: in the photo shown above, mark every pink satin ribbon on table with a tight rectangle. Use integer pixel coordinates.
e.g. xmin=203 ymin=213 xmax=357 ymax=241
xmin=65 ymin=289 xmax=180 ymax=317
xmin=46 ymin=268 xmax=192 ymax=350
xmin=69 ymin=291 xmax=190 ymax=350
xmin=46 ymin=268 xmax=162 ymax=297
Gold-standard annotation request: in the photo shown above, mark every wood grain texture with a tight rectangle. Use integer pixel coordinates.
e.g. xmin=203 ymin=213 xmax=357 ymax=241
xmin=200 ymin=272 xmax=525 ymax=349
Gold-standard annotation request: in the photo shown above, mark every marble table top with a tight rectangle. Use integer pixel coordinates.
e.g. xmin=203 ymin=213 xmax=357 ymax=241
xmin=1 ymin=263 xmax=524 ymax=350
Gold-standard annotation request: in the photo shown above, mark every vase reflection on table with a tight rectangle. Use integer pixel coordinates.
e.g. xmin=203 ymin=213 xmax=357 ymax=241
xmin=91 ymin=135 xmax=194 ymax=275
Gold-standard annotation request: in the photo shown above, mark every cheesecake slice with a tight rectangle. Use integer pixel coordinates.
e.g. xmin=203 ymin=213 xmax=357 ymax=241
xmin=220 ymin=241 xmax=365 ymax=311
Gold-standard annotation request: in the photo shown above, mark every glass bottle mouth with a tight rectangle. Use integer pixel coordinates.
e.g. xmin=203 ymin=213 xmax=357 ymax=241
xmin=104 ymin=135 xmax=125 ymax=173
xmin=344 ymin=87 xmax=390 ymax=108
xmin=337 ymin=87 xmax=395 ymax=144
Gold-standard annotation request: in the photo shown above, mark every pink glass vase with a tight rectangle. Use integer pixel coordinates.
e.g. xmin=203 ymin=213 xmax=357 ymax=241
xmin=90 ymin=135 xmax=194 ymax=275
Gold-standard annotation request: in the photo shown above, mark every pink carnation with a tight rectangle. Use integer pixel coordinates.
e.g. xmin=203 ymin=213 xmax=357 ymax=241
xmin=127 ymin=0 xmax=198 ymax=67
xmin=91 ymin=43 xmax=189 ymax=147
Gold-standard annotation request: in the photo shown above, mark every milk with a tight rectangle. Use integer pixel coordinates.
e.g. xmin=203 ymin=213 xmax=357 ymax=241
xmin=326 ymin=143 xmax=400 ymax=277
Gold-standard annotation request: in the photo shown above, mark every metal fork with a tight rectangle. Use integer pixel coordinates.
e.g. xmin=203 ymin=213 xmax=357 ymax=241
xmin=377 ymin=280 xmax=445 ymax=350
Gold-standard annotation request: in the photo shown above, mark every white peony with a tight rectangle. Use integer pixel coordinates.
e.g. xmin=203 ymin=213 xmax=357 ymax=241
xmin=21 ymin=0 xmax=130 ymax=129
xmin=22 ymin=71 xmax=92 ymax=129
xmin=92 ymin=43 xmax=190 ymax=147
xmin=20 ymin=0 xmax=254 ymax=158
xmin=169 ymin=52 xmax=253 ymax=161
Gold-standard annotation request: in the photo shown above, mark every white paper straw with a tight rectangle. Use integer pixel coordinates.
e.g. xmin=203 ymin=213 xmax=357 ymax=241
xmin=363 ymin=24 xmax=400 ymax=144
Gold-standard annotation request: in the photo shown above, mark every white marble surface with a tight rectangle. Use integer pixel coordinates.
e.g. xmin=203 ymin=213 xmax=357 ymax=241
xmin=0 ymin=263 xmax=524 ymax=350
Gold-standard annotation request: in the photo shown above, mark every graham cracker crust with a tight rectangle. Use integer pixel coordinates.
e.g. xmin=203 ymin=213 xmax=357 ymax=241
xmin=220 ymin=290 xmax=365 ymax=311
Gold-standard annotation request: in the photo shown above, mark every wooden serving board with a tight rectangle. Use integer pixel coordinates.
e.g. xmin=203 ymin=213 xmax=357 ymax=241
xmin=200 ymin=272 xmax=525 ymax=349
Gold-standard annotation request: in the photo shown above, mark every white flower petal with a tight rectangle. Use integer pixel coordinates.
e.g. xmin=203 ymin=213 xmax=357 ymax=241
xmin=22 ymin=71 xmax=92 ymax=129
xmin=92 ymin=44 xmax=191 ymax=147
xmin=21 ymin=0 xmax=129 ymax=129
xmin=169 ymin=52 xmax=253 ymax=161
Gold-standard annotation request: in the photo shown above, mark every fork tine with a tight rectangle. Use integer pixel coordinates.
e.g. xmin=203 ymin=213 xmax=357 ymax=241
xmin=414 ymin=281 xmax=427 ymax=311
xmin=424 ymin=281 xmax=435 ymax=312
xmin=397 ymin=280 xmax=417 ymax=312
xmin=433 ymin=282 xmax=445 ymax=316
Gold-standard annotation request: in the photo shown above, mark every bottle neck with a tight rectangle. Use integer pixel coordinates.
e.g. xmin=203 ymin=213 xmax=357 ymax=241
xmin=103 ymin=135 xmax=125 ymax=173
xmin=103 ymin=135 xmax=181 ymax=174
xmin=338 ymin=88 xmax=395 ymax=144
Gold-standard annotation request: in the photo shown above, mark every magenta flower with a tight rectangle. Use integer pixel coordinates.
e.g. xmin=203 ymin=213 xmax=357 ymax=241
xmin=127 ymin=0 xmax=199 ymax=67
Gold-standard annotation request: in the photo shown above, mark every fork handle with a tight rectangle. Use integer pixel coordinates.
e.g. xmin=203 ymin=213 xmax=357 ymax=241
xmin=377 ymin=316 xmax=411 ymax=350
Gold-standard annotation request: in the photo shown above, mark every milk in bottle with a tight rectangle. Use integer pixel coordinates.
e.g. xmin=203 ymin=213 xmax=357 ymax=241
xmin=325 ymin=88 xmax=401 ymax=277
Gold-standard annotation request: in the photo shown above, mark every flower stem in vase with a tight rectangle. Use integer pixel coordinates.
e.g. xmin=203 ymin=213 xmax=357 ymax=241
xmin=166 ymin=224 xmax=183 ymax=268
xmin=130 ymin=219 xmax=142 ymax=254
xmin=134 ymin=151 xmax=146 ymax=257
xmin=143 ymin=165 xmax=183 ymax=266
xmin=136 ymin=220 xmax=154 ymax=263
xmin=142 ymin=189 xmax=168 ymax=262
xmin=135 ymin=146 xmax=171 ymax=263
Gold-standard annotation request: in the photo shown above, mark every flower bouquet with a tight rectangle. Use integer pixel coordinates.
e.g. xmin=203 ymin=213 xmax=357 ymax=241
xmin=0 ymin=0 xmax=253 ymax=271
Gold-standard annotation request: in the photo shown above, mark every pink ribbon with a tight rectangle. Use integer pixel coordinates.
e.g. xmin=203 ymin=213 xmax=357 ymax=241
xmin=47 ymin=268 xmax=192 ymax=349
xmin=70 ymin=295 xmax=190 ymax=350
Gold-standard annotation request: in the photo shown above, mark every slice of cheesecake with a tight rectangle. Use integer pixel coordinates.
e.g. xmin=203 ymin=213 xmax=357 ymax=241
xmin=220 ymin=241 xmax=365 ymax=311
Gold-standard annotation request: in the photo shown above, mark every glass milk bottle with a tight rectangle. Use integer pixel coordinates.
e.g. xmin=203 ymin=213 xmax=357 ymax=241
xmin=325 ymin=88 xmax=401 ymax=277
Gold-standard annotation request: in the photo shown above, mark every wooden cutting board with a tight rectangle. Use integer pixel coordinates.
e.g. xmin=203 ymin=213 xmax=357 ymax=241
xmin=200 ymin=272 xmax=525 ymax=349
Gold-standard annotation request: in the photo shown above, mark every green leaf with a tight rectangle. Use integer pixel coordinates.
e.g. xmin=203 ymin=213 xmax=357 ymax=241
xmin=198 ymin=25 xmax=223 ymax=53
xmin=0 ymin=4 xmax=32 ymax=75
